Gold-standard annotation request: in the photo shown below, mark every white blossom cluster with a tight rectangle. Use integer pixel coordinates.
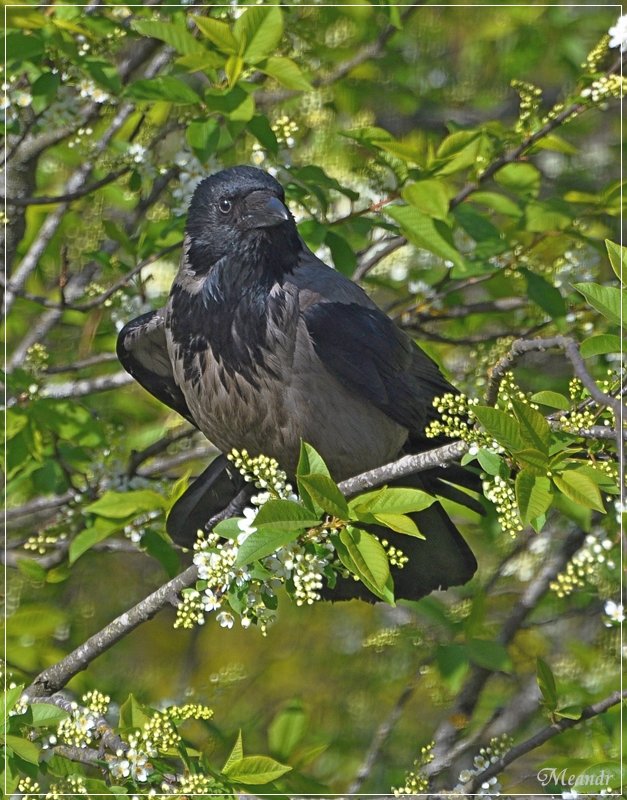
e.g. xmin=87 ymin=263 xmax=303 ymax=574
xmin=550 ymin=530 xmax=617 ymax=598
xmin=453 ymin=735 xmax=513 ymax=797
xmin=176 ymin=449 xmax=336 ymax=632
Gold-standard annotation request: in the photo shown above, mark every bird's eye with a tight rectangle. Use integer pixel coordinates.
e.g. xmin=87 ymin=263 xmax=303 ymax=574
xmin=218 ymin=197 xmax=232 ymax=214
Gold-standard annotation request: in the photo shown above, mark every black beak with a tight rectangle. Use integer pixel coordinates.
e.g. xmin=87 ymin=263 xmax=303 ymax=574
xmin=242 ymin=190 xmax=291 ymax=229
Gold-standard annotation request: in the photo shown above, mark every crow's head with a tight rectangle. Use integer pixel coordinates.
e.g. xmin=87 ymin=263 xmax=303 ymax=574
xmin=185 ymin=166 xmax=298 ymax=274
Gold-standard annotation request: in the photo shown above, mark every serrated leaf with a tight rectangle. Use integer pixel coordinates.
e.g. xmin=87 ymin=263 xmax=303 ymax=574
xmin=253 ymin=499 xmax=320 ymax=530
xmin=553 ymin=469 xmax=605 ymax=513
xmin=29 ymin=703 xmax=69 ymax=728
xmin=605 ymin=239 xmax=624 ymax=283
xmin=297 ymin=474 xmax=348 ymax=519
xmin=373 ymin=512 xmax=424 ymax=537
xmin=132 ymin=19 xmax=205 ymax=55
xmin=511 ymin=399 xmax=551 ymax=453
xmin=473 ymin=406 xmax=524 ymax=452
xmin=3 ymin=735 xmax=40 ymax=764
xmin=530 ymin=391 xmax=570 ymax=410
xmin=176 ymin=51 xmax=224 ymax=71
xmin=85 ymin=489 xmax=167 ymax=518
xmin=580 ymin=333 xmax=621 ymax=358
xmin=515 ymin=448 xmax=549 ymax=474
xmin=297 ymin=441 xmax=331 ymax=478
xmin=516 ymin=471 xmax=552 ymax=524
xmin=213 ymin=517 xmax=243 ymax=539
xmin=193 ymin=15 xmax=238 ymax=53
xmin=537 ymin=657 xmax=558 ymax=710
xmin=235 ymin=528 xmax=303 ymax=567
xmin=222 ymin=754 xmax=292 ymax=784
xmin=386 ymin=205 xmax=466 ymax=272
xmin=340 ymin=527 xmax=390 ymax=593
xmin=234 ymin=5 xmax=284 ymax=64
xmin=350 ymin=486 xmax=434 ymax=516
xmin=259 ymin=56 xmax=312 ymax=90
xmin=223 ymin=730 xmax=244 ymax=773
xmin=402 ymin=179 xmax=454 ymax=221
xmin=574 ymin=282 xmax=623 ymax=328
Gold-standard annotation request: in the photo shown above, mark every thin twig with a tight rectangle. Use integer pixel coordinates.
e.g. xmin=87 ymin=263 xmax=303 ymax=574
xmin=0 ymin=166 xmax=130 ymax=207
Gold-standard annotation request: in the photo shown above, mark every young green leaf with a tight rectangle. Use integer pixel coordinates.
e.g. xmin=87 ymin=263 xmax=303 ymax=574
xmin=259 ymin=56 xmax=312 ymax=91
xmin=466 ymin=639 xmax=513 ymax=672
xmin=297 ymin=474 xmax=348 ymax=519
xmin=580 ymin=333 xmax=621 ymax=358
xmin=69 ymin=517 xmax=121 ymax=565
xmin=530 ymin=390 xmax=570 ymax=411
xmin=536 ymin=657 xmax=558 ymax=710
xmin=193 ymin=15 xmax=238 ymax=53
xmin=223 ymin=730 xmax=244 ymax=773
xmin=235 ymin=528 xmax=303 ymax=567
xmin=222 ymin=754 xmax=292 ymax=784
xmin=234 ymin=5 xmax=284 ymax=64
xmin=253 ymin=499 xmax=320 ymax=531
xmin=473 ymin=406 xmax=524 ymax=452
xmin=268 ymin=700 xmax=306 ymax=760
xmin=84 ymin=489 xmax=167 ymax=518
xmin=521 ymin=268 xmax=566 ymax=319
xmin=386 ymin=205 xmax=466 ymax=273
xmin=605 ymin=239 xmax=624 ymax=283
xmin=553 ymin=469 xmax=605 ymax=513
xmin=127 ymin=76 xmax=202 ymax=104
xmin=349 ymin=486 xmax=434 ymax=516
xmin=29 ymin=703 xmax=69 ymax=728
xmin=515 ymin=470 xmax=552 ymax=524
xmin=573 ymin=282 xmax=623 ymax=328
xmin=372 ymin=512 xmax=423 ymax=537
xmin=511 ymin=399 xmax=551 ymax=453
xmin=514 ymin=448 xmax=549 ymax=474
xmin=339 ymin=527 xmax=390 ymax=594
xmin=476 ymin=448 xmax=506 ymax=476
xmin=402 ymin=179 xmax=455 ymax=221
xmin=3 ymin=734 xmax=40 ymax=765
xmin=132 ymin=19 xmax=206 ymax=55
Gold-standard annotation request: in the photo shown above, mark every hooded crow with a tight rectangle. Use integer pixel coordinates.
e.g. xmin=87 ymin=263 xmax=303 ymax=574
xmin=117 ymin=166 xmax=480 ymax=601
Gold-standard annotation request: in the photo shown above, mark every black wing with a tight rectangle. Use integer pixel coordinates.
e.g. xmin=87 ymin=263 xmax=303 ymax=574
xmin=302 ymin=301 xmax=455 ymax=441
xmin=116 ymin=309 xmax=196 ymax=426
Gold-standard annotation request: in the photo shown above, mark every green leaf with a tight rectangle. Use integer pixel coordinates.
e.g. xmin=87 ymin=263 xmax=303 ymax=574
xmin=537 ymin=657 xmax=558 ymax=710
xmin=69 ymin=517 xmax=121 ymax=565
xmin=573 ymin=282 xmax=623 ymax=328
xmin=530 ymin=391 xmax=570 ymax=410
xmin=132 ymin=19 xmax=206 ymax=55
xmin=325 ymin=231 xmax=357 ymax=275
xmin=253 ymin=499 xmax=320 ymax=530
xmin=511 ymin=399 xmax=551 ymax=453
xmin=176 ymin=51 xmax=224 ymax=71
xmin=473 ymin=406 xmax=524 ymax=452
xmin=3 ymin=735 xmax=40 ymax=764
xmin=386 ymin=205 xmax=466 ymax=272
xmin=259 ymin=56 xmax=312 ymax=91
xmin=127 ymin=76 xmax=202 ymax=104
xmin=580 ymin=333 xmax=621 ymax=358
xmin=235 ymin=528 xmax=302 ymax=567
xmin=555 ymin=705 xmax=583 ymax=720
xmin=223 ymin=730 xmax=244 ymax=773
xmin=225 ymin=53 xmax=244 ymax=85
xmin=350 ymin=486 xmax=435 ymax=516
xmin=516 ymin=471 xmax=552 ymax=524
xmin=553 ymin=469 xmax=605 ymax=513
xmin=247 ymin=115 xmax=279 ymax=154
xmin=515 ymin=448 xmax=549 ymax=474
xmin=6 ymin=31 xmax=44 ymax=61
xmin=234 ymin=5 xmax=284 ymax=64
xmin=29 ymin=703 xmax=69 ymax=728
xmin=297 ymin=474 xmax=348 ymax=519
xmin=118 ymin=694 xmax=150 ymax=731
xmin=205 ymin=84 xmax=255 ymax=122
xmin=222 ymin=755 xmax=292 ymax=784
xmin=213 ymin=517 xmax=244 ymax=538
xmin=340 ymin=527 xmax=390 ymax=594
xmin=402 ymin=179 xmax=454 ymax=221
xmin=605 ymin=239 xmax=624 ymax=283
xmin=193 ymin=16 xmax=238 ymax=53
xmin=297 ymin=441 xmax=331 ymax=478
xmin=525 ymin=200 xmax=572 ymax=232
xmin=268 ymin=700 xmax=306 ymax=759
xmin=186 ymin=118 xmax=220 ymax=161
xmin=466 ymin=639 xmax=512 ymax=672
xmin=521 ymin=268 xmax=566 ymax=318
xmin=471 ymin=191 xmax=522 ymax=217
xmin=84 ymin=489 xmax=167 ymax=518
xmin=372 ymin=512 xmax=423 ymax=537
xmin=434 ymin=130 xmax=483 ymax=175
xmin=476 ymin=448 xmax=505 ymax=476
xmin=494 ymin=162 xmax=541 ymax=197
xmin=141 ymin=530 xmax=180 ymax=578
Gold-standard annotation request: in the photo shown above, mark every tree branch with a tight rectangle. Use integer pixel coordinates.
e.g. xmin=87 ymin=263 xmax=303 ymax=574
xmin=464 ymin=689 xmax=626 ymax=794
xmin=0 ymin=166 xmax=130 ymax=207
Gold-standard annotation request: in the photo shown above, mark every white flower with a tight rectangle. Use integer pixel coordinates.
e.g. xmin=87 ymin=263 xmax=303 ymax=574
xmin=217 ymin=611 xmax=235 ymax=629
xmin=128 ymin=143 xmax=146 ymax=163
xmin=562 ymin=791 xmax=578 ymax=800
xmin=604 ymin=599 xmax=624 ymax=626
xmin=236 ymin=506 xmax=257 ymax=542
xmin=608 ymin=14 xmax=627 ymax=52
xmin=15 ymin=91 xmax=32 ymax=107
